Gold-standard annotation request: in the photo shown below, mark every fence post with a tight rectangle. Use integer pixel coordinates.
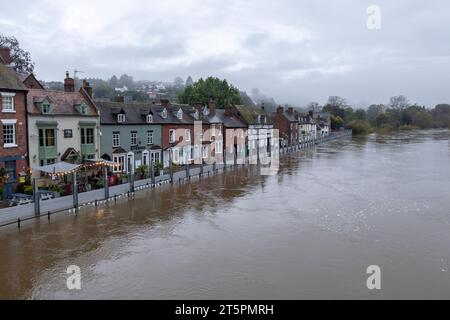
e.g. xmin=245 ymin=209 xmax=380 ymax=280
xmin=129 ymin=165 xmax=135 ymax=193
xmin=169 ymin=150 xmax=174 ymax=184
xmin=103 ymin=163 xmax=109 ymax=200
xmin=223 ymin=151 xmax=227 ymax=171
xmin=185 ymin=161 xmax=190 ymax=179
xmin=33 ymin=178 xmax=40 ymax=216
xmin=151 ymin=162 xmax=155 ymax=185
xmin=72 ymin=171 xmax=78 ymax=213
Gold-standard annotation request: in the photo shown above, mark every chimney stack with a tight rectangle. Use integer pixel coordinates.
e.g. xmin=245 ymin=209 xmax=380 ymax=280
xmin=208 ymin=97 xmax=216 ymax=115
xmin=64 ymin=71 xmax=75 ymax=92
xmin=261 ymin=102 xmax=265 ymax=111
xmin=115 ymin=96 xmax=124 ymax=103
xmin=82 ymin=79 xmax=93 ymax=98
xmin=276 ymin=106 xmax=284 ymax=114
xmin=0 ymin=47 xmax=12 ymax=65
xmin=287 ymin=107 xmax=294 ymax=115
xmin=160 ymin=98 xmax=170 ymax=107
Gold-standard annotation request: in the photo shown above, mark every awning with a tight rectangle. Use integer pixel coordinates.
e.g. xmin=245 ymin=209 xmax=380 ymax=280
xmin=34 ymin=162 xmax=81 ymax=174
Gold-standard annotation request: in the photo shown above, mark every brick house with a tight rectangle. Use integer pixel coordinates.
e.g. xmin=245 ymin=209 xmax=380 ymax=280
xmin=0 ymin=48 xmax=29 ymax=198
xmin=270 ymin=106 xmax=299 ymax=147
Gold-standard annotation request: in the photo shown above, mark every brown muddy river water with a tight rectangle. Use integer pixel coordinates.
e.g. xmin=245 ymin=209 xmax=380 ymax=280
xmin=1 ymin=130 xmax=449 ymax=299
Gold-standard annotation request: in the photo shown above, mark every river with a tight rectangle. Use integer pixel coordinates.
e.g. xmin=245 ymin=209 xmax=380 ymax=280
xmin=1 ymin=129 xmax=449 ymax=299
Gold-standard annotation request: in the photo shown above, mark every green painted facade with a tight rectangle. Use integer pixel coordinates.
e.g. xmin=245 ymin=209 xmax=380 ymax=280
xmin=100 ymin=124 xmax=163 ymax=171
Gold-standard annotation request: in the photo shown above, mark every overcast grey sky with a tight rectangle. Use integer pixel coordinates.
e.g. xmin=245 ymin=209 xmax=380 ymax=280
xmin=1 ymin=0 xmax=449 ymax=107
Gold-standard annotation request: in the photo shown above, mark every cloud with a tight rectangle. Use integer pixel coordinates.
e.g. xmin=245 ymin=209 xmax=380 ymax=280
xmin=1 ymin=0 xmax=449 ymax=106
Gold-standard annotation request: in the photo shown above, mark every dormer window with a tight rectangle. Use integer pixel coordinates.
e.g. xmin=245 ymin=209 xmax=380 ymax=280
xmin=42 ymin=103 xmax=51 ymax=114
xmin=194 ymin=110 xmax=199 ymax=120
xmin=161 ymin=108 xmax=167 ymax=118
xmin=177 ymin=108 xmax=183 ymax=120
xmin=146 ymin=114 xmax=153 ymax=123
xmin=80 ymin=102 xmax=88 ymax=115
xmin=118 ymin=114 xmax=125 ymax=123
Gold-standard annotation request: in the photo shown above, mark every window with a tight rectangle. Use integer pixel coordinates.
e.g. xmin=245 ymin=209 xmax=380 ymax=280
xmin=202 ymin=145 xmax=207 ymax=159
xmin=185 ymin=129 xmax=190 ymax=142
xmin=113 ymin=155 xmax=125 ymax=172
xmin=169 ymin=129 xmax=175 ymax=143
xmin=81 ymin=128 xmax=94 ymax=144
xmin=151 ymin=151 xmax=160 ymax=164
xmin=42 ymin=103 xmax=50 ymax=114
xmin=1 ymin=93 xmax=15 ymax=112
xmin=80 ymin=102 xmax=88 ymax=115
xmin=2 ymin=123 xmax=16 ymax=147
xmin=173 ymin=148 xmax=179 ymax=163
xmin=118 ymin=114 xmax=125 ymax=123
xmin=215 ymin=140 xmax=222 ymax=154
xmin=146 ymin=114 xmax=153 ymax=123
xmin=130 ymin=131 xmax=137 ymax=146
xmin=38 ymin=128 xmax=56 ymax=147
xmin=177 ymin=109 xmax=183 ymax=119
xmin=147 ymin=130 xmax=153 ymax=145
xmin=112 ymin=132 xmax=120 ymax=147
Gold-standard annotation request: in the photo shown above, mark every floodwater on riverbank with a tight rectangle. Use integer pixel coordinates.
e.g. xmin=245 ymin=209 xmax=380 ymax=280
xmin=0 ymin=129 xmax=449 ymax=299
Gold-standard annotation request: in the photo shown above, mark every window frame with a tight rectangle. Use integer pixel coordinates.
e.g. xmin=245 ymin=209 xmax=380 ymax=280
xmin=130 ymin=131 xmax=138 ymax=146
xmin=112 ymin=132 xmax=120 ymax=147
xmin=1 ymin=92 xmax=15 ymax=113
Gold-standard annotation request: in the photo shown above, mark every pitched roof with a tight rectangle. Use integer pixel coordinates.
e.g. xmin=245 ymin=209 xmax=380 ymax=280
xmin=27 ymin=88 xmax=98 ymax=116
xmin=0 ymin=64 xmax=28 ymax=91
xmin=215 ymin=109 xmax=247 ymax=128
xmin=97 ymin=101 xmax=198 ymax=125
xmin=234 ymin=104 xmax=273 ymax=125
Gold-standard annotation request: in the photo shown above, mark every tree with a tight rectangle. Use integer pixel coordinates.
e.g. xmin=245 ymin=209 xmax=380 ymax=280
xmin=307 ymin=101 xmax=321 ymax=112
xmin=174 ymin=76 xmax=185 ymax=89
xmin=178 ymin=77 xmax=241 ymax=107
xmin=118 ymin=74 xmax=134 ymax=89
xmin=322 ymin=96 xmax=347 ymax=120
xmin=0 ymin=34 xmax=35 ymax=73
xmin=389 ymin=95 xmax=409 ymax=110
xmin=109 ymin=75 xmax=118 ymax=88
xmin=185 ymin=76 xmax=194 ymax=86
xmin=367 ymin=104 xmax=384 ymax=126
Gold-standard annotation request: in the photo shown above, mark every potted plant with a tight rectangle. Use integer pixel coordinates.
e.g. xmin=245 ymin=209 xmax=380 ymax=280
xmin=136 ymin=165 xmax=148 ymax=179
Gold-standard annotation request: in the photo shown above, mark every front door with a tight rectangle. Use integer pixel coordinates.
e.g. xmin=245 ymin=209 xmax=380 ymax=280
xmin=4 ymin=161 xmax=16 ymax=198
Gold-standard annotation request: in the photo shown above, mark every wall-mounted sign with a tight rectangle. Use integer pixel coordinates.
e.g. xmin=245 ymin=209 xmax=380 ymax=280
xmin=64 ymin=129 xmax=73 ymax=138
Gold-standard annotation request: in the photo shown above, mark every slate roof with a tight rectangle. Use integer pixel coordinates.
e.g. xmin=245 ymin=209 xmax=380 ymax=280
xmin=234 ymin=104 xmax=273 ymax=125
xmin=0 ymin=64 xmax=28 ymax=91
xmin=27 ymin=89 xmax=98 ymax=116
xmin=215 ymin=109 xmax=247 ymax=128
xmin=98 ymin=101 xmax=200 ymax=125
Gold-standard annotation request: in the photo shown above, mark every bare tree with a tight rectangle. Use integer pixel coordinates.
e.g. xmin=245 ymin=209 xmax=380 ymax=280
xmin=0 ymin=34 xmax=34 ymax=73
xmin=307 ymin=101 xmax=321 ymax=112
xmin=389 ymin=95 xmax=410 ymax=110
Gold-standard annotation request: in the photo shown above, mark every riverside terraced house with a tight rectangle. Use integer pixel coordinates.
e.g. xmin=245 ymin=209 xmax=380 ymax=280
xmin=0 ymin=48 xmax=29 ymax=198
xmin=26 ymin=72 xmax=100 ymax=176
xmin=96 ymin=99 xmax=163 ymax=174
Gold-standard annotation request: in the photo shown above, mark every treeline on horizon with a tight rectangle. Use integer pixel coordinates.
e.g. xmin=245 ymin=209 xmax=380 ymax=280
xmin=318 ymin=95 xmax=450 ymax=134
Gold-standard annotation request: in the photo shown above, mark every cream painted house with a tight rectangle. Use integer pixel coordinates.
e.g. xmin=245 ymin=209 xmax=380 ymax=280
xmin=25 ymin=74 xmax=100 ymax=176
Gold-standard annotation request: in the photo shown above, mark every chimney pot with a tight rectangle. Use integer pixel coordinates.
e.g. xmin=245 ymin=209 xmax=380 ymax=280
xmin=64 ymin=71 xmax=75 ymax=92
xmin=115 ymin=96 xmax=124 ymax=103
xmin=276 ymin=106 xmax=283 ymax=114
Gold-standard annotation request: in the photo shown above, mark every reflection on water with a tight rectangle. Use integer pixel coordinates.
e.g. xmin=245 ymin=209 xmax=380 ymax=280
xmin=0 ymin=129 xmax=449 ymax=299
